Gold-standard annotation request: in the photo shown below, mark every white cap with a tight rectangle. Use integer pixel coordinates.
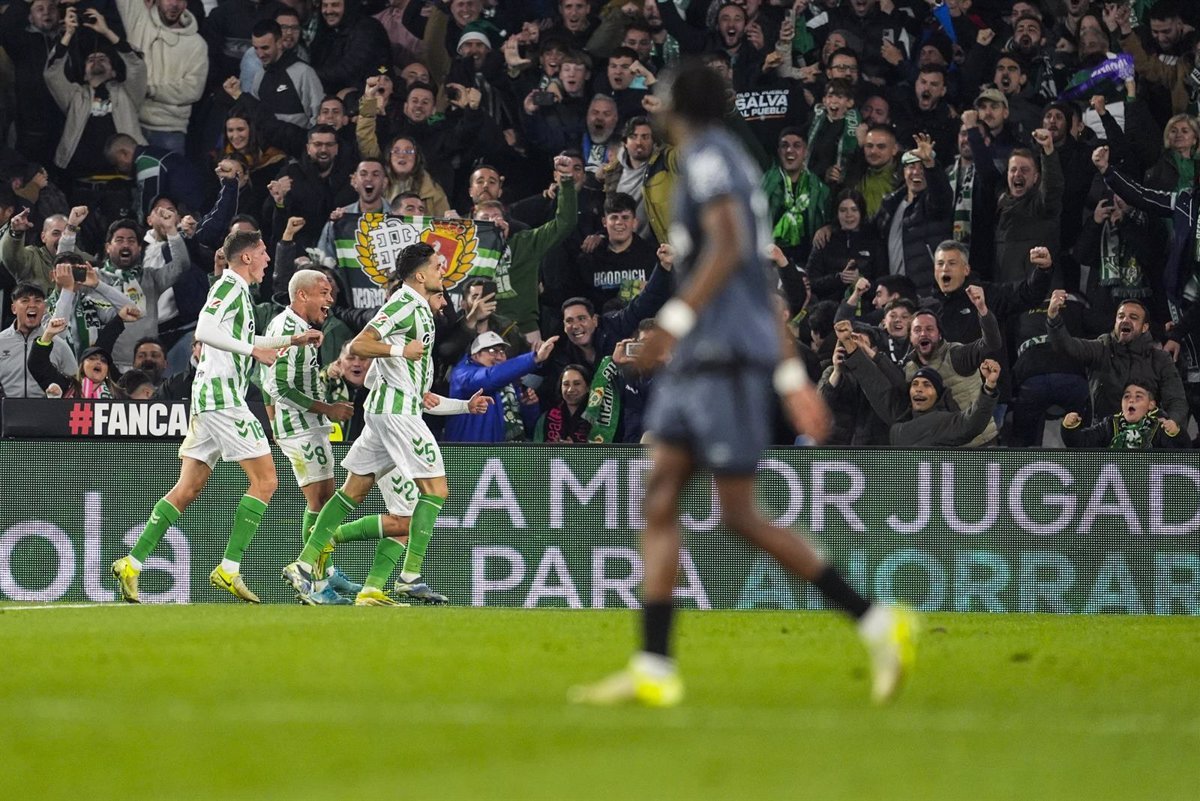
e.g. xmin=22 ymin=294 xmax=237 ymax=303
xmin=457 ymin=31 xmax=492 ymax=52
xmin=470 ymin=330 xmax=507 ymax=354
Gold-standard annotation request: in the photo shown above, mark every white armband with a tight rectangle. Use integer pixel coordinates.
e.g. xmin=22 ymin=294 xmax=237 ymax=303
xmin=656 ymin=298 xmax=696 ymax=339
xmin=773 ymin=358 xmax=810 ymax=394
xmin=424 ymin=395 xmax=470 ymax=416
xmin=390 ymin=344 xmax=406 ymax=358
xmin=254 ymin=335 xmax=294 ymax=349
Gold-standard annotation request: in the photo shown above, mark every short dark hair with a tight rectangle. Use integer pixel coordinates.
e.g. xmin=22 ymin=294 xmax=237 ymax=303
xmin=603 ymin=192 xmax=637 ymax=216
xmin=561 ymin=296 xmax=596 ymax=316
xmin=609 ymin=46 xmax=639 ymax=62
xmin=53 ymin=251 xmax=87 ymax=266
xmin=995 ymin=52 xmax=1027 ymax=72
xmin=865 ymin=122 xmax=897 ymax=139
xmin=667 ymin=59 xmax=729 ymax=123
xmin=405 ymin=82 xmax=436 ymax=102
xmin=134 ymin=336 xmax=164 ymax=355
xmin=230 ymin=213 xmax=260 ymax=229
xmin=912 ymin=308 xmax=942 ymax=331
xmin=394 ymin=242 xmax=436 ymax=281
xmin=107 ymin=218 xmax=139 ymax=243
xmin=275 ymin=7 xmax=300 ymax=22
xmin=251 ymin=19 xmax=281 ymax=39
xmin=883 ymin=298 xmax=918 ymax=315
xmin=918 ymin=64 xmax=947 ymax=81
xmin=11 ymin=282 xmax=45 ymax=301
xmin=876 ymin=274 xmax=917 ymax=301
xmin=320 ymin=95 xmax=346 ymax=112
xmin=778 ymin=127 xmax=807 ymax=145
xmin=828 ymin=47 xmax=859 ymax=65
xmin=825 ymin=78 xmax=855 ymax=99
xmin=1123 ymin=381 xmax=1156 ymax=400
xmin=224 ymin=229 xmax=263 ymax=264
xmin=117 ymin=369 xmax=153 ymax=396
xmin=807 ymin=301 xmax=838 ymax=338
xmin=307 ymin=124 xmax=338 ymax=141
xmin=624 ymin=20 xmax=652 ymax=37
xmin=1117 ymin=298 xmax=1150 ymax=319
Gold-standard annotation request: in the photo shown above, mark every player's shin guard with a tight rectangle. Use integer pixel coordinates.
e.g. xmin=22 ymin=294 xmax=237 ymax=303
xmin=334 ymin=515 xmax=384 ymax=543
xmin=365 ymin=537 xmax=405 ymax=590
xmin=130 ymin=499 xmax=181 ymax=563
xmin=400 ymin=494 xmax=443 ymax=578
xmin=299 ymin=490 xmax=355 ymax=565
xmin=225 ymin=495 xmax=268 ymax=563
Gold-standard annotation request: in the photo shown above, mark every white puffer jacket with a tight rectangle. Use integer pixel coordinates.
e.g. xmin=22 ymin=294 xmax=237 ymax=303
xmin=116 ymin=0 xmax=208 ymax=132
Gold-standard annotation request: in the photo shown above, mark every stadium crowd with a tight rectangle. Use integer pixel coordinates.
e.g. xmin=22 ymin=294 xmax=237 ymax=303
xmin=0 ymin=0 xmax=1198 ymax=450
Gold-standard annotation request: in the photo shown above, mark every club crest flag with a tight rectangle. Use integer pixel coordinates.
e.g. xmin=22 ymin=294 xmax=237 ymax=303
xmin=332 ymin=214 xmax=504 ymax=309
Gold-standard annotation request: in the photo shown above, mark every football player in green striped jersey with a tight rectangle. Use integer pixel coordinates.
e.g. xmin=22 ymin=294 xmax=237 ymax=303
xmin=112 ymin=230 xmax=320 ymax=604
xmin=283 ymin=243 xmax=490 ymax=605
xmin=261 ymin=269 xmax=359 ymax=602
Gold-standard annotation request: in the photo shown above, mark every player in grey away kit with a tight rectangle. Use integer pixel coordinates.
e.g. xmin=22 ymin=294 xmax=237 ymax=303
xmin=571 ymin=60 xmax=917 ymax=707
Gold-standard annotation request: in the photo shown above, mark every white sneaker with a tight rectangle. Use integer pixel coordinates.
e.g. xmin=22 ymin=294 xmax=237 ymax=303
xmin=858 ymin=604 xmax=919 ymax=704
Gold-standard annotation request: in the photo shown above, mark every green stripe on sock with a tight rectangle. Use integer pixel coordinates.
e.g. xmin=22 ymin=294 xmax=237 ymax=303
xmin=334 ymin=515 xmax=383 ymax=544
xmin=300 ymin=490 xmax=356 ymax=565
xmin=365 ymin=538 xmax=405 ymax=590
xmin=130 ymin=499 xmax=181 ymax=563
xmin=224 ymin=495 xmax=268 ymax=563
xmin=401 ymin=494 xmax=444 ymax=577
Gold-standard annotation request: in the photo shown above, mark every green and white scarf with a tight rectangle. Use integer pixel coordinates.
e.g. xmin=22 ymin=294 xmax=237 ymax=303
xmin=582 ymin=356 xmax=621 ymax=443
xmin=500 ymin=383 xmax=525 ymax=441
xmin=1110 ymin=409 xmax=1159 ymax=449
xmin=1099 ymin=215 xmax=1151 ymax=299
xmin=948 ymin=160 xmax=974 ymax=245
xmin=804 ymin=106 xmax=859 ymax=173
xmin=767 ymin=168 xmax=814 ymax=246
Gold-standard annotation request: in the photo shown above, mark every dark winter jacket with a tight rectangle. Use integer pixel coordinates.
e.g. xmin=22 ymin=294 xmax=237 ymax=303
xmin=993 ymin=149 xmax=1064 ymax=284
xmin=844 ymin=346 xmax=997 ymax=447
xmin=1046 ymin=316 xmax=1187 ymax=426
xmin=874 ymin=163 xmax=953 ymax=296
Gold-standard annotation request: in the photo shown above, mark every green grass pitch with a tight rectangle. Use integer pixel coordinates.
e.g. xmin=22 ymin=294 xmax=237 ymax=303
xmin=4 ymin=605 xmax=1197 ymax=801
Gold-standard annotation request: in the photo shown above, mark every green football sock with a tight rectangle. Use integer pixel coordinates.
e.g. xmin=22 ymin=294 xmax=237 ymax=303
xmin=302 ymin=509 xmax=319 ymax=547
xmin=299 ymin=490 xmax=355 ymax=565
xmin=130 ymin=499 xmax=181 ymax=563
xmin=334 ymin=515 xmax=383 ymax=544
xmin=365 ymin=538 xmax=405 ymax=590
xmin=224 ymin=495 xmax=268 ymax=562
xmin=400 ymin=494 xmax=444 ymax=578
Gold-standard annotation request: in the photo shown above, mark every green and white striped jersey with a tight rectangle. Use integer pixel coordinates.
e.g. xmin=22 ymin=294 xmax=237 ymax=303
xmin=260 ymin=307 xmax=328 ymax=438
xmin=366 ymin=283 xmax=435 ymax=416
xmin=191 ymin=272 xmax=255 ymax=414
